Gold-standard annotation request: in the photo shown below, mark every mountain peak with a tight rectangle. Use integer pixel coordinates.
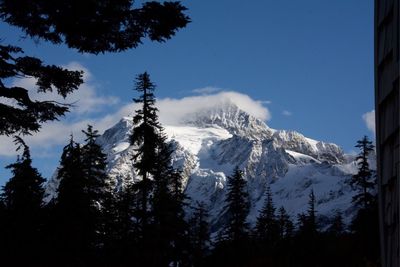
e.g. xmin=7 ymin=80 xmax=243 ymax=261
xmin=181 ymin=100 xmax=274 ymax=140
xmin=47 ymin=93 xmax=357 ymax=232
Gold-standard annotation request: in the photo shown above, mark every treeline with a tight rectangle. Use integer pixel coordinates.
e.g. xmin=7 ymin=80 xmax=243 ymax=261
xmin=208 ymin=162 xmax=380 ymax=267
xmin=0 ymin=73 xmax=379 ymax=267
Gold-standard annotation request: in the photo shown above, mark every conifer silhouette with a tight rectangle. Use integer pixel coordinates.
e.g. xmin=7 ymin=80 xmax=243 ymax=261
xmin=350 ymin=135 xmax=376 ymax=209
xmin=0 ymin=137 xmax=45 ymax=264
xmin=255 ymin=185 xmax=279 ymax=245
xmin=129 ymin=72 xmax=189 ymax=266
xmin=224 ymin=167 xmax=250 ymax=242
xmin=0 ymin=0 xmax=189 ymax=136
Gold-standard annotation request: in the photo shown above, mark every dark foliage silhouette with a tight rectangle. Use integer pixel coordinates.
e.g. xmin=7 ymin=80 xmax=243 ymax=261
xmin=0 ymin=0 xmax=189 ymax=137
xmin=255 ymin=185 xmax=279 ymax=246
xmin=0 ymin=45 xmax=83 ymax=136
xmin=189 ymin=202 xmax=211 ymax=266
xmin=127 ymin=72 xmax=189 ymax=266
xmin=50 ymin=137 xmax=91 ymax=264
xmin=350 ymin=135 xmax=376 ymax=209
xmin=0 ymin=137 xmax=46 ymax=265
xmin=223 ymin=166 xmax=250 ymax=243
xmin=0 ymin=0 xmax=190 ymax=53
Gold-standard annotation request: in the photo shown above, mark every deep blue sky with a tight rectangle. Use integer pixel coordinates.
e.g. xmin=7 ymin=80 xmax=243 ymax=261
xmin=0 ymin=0 xmax=375 ymax=182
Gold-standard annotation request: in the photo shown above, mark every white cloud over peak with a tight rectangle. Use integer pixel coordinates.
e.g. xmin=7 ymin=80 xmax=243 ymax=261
xmin=0 ymin=76 xmax=271 ymax=157
xmin=362 ymin=110 xmax=375 ymax=135
xmin=84 ymin=90 xmax=272 ymax=127
xmin=157 ymin=91 xmax=271 ymax=124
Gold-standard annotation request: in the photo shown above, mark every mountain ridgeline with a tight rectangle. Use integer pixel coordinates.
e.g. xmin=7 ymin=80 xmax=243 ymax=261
xmin=73 ymin=99 xmax=362 ymax=231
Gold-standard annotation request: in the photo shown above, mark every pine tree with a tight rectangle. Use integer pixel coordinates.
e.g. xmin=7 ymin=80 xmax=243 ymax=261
xmin=0 ymin=137 xmax=46 ymax=264
xmin=350 ymin=137 xmax=379 ymax=266
xmin=80 ymin=125 xmax=110 ymax=256
xmin=166 ymin=169 xmax=190 ymax=267
xmin=130 ymin=72 xmax=163 ymax=234
xmin=296 ymin=190 xmax=318 ymax=243
xmin=128 ymin=72 xmax=162 ymax=266
xmin=212 ymin=167 xmax=250 ymax=266
xmin=81 ymin=125 xmax=108 ymax=200
xmin=52 ymin=137 xmax=92 ymax=263
xmin=350 ymin=136 xmax=376 ymax=210
xmin=224 ymin=166 xmax=250 ymax=242
xmin=296 ymin=189 xmax=319 ymax=267
xmin=255 ymin=186 xmax=279 ymax=245
xmin=189 ymin=202 xmax=211 ymax=266
xmin=150 ymin=142 xmax=176 ymax=266
xmin=277 ymin=206 xmax=293 ymax=239
xmin=130 ymin=72 xmax=189 ymax=266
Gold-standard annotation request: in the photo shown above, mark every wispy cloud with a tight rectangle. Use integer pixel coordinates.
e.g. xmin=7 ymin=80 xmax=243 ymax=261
xmin=191 ymin=86 xmax=221 ymax=95
xmin=0 ymin=106 xmax=128 ymax=157
xmin=282 ymin=110 xmax=292 ymax=116
xmin=12 ymin=62 xmax=119 ymax=115
xmin=362 ymin=110 xmax=375 ymax=135
xmin=0 ymin=62 xmax=121 ymax=157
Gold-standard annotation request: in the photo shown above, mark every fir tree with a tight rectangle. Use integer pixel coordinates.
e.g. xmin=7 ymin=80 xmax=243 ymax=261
xmin=211 ymin=167 xmax=250 ymax=266
xmin=277 ymin=206 xmax=293 ymax=239
xmin=130 ymin=72 xmax=189 ymax=266
xmin=2 ymin=137 xmax=45 ymax=215
xmin=0 ymin=137 xmax=45 ymax=264
xmin=350 ymin=135 xmax=376 ymax=210
xmin=224 ymin=166 xmax=250 ymax=242
xmin=350 ymin=137 xmax=379 ymax=266
xmin=296 ymin=189 xmax=318 ymax=238
xmin=52 ymin=137 xmax=92 ymax=263
xmin=130 ymin=72 xmax=163 ymax=234
xmin=81 ymin=125 xmax=108 ymax=200
xmin=81 ymin=125 xmax=110 ymax=255
xmin=296 ymin=189 xmax=319 ymax=267
xmin=165 ymin=169 xmax=190 ymax=267
xmin=255 ymin=185 xmax=279 ymax=244
xmin=189 ymin=202 xmax=211 ymax=266
xmin=150 ymin=142 xmax=176 ymax=266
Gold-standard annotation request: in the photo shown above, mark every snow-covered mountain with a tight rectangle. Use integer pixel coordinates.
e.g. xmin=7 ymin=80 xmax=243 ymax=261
xmin=91 ymin=100 xmax=362 ymax=230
